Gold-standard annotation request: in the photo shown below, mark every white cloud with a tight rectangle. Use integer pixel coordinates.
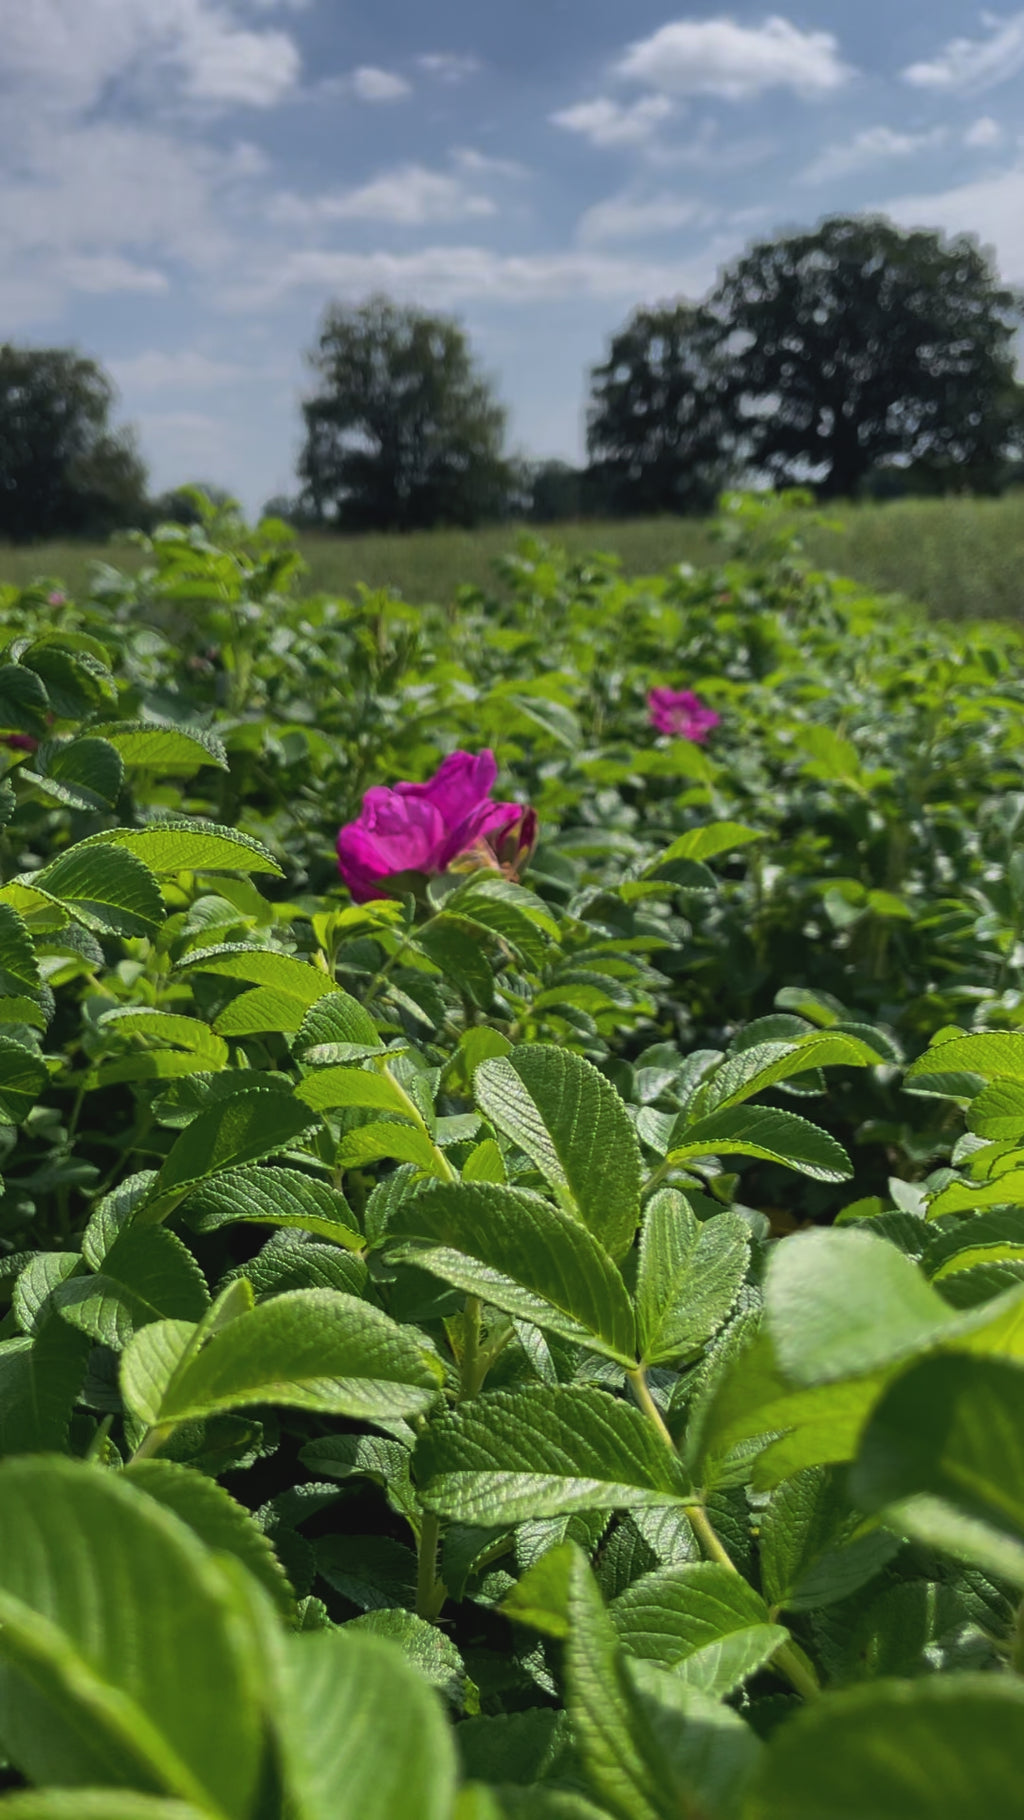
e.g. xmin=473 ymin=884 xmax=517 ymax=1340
xmin=965 ymin=115 xmax=1004 ymax=147
xmin=550 ymin=94 xmax=674 ymax=148
xmin=109 ymin=351 xmax=249 ymax=391
xmin=802 ymin=125 xmax=947 ymax=185
xmin=903 ymin=14 xmax=1024 ymax=94
xmin=617 ymin=15 xmax=851 ymax=100
xmin=61 ymin=255 xmax=169 ymax=294
xmin=576 ymin=190 xmax=708 ymax=244
xmin=221 ymin=239 xmax=741 ymax=311
xmin=348 ymin=66 xmax=411 ymax=102
xmin=268 ymin=164 xmax=497 ymax=227
xmin=882 ymin=163 xmax=1024 ymax=282
xmin=0 ymin=0 xmax=301 ymax=113
xmin=416 ymin=52 xmax=481 ymax=83
xmin=452 ymin=147 xmax=530 ymax=180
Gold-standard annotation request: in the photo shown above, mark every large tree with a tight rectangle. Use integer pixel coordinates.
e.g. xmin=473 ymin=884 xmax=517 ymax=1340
xmin=585 ymin=303 xmax=736 ymax=516
xmin=298 ymin=297 xmax=513 ymax=531
xmin=710 ymin=216 xmax=1024 ymax=499
xmin=0 ymin=345 xmax=148 ymax=541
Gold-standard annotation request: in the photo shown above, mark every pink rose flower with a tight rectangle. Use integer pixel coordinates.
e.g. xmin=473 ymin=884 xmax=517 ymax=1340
xmin=337 ymin=749 xmax=538 ymax=903
xmin=47 ymin=591 xmax=66 ymax=607
xmin=647 ymin=687 xmax=721 ymax=744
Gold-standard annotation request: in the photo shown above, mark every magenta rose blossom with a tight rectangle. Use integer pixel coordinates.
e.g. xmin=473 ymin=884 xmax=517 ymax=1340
xmin=337 ymin=749 xmax=538 ymax=903
xmin=647 ymin=687 xmax=721 ymax=744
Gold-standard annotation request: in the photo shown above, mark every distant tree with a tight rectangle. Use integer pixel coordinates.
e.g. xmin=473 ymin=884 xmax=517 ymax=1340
xmin=149 ymin=482 xmax=235 ymax=527
xmin=710 ymin=216 xmax=1024 ymax=500
xmin=522 ymin=459 xmax=587 ymax=523
xmin=0 ymin=345 xmax=148 ymax=541
xmin=297 ymin=296 xmax=514 ymax=531
xmin=585 ymin=303 xmax=737 ymax=516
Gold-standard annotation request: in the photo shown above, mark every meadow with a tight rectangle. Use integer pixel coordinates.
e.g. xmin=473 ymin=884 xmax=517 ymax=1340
xmin=0 ymin=493 xmax=1023 ymax=1817
xmin=4 ymin=486 xmax=1024 ymax=621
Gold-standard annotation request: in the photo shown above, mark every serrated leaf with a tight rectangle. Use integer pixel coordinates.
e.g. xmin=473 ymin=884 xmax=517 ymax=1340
xmin=29 ymin=843 xmax=163 ymax=938
xmin=296 ymin=1065 xmax=417 ymax=1118
xmin=388 ymin=1180 xmax=637 ymax=1364
xmin=475 ymin=1045 xmax=641 ymax=1259
xmin=37 ymin=736 xmax=124 ymax=809
xmin=0 ymin=1318 xmax=90 ymax=1454
xmin=52 ymin=1226 xmax=210 ymax=1350
xmin=91 ymin=721 xmax=229 ymax=775
xmin=142 ymin=1087 xmax=318 ymax=1217
xmin=0 ymin=902 xmax=41 ymax=999
xmin=698 ymin=1033 xmax=882 ymax=1116
xmin=609 ymin=1563 xmax=788 ymax=1696
xmin=636 ymin=1193 xmax=750 ymax=1367
xmin=647 ymin=822 xmax=762 ymax=868
xmin=180 ymin=944 xmax=336 ymax=1005
xmin=0 ymin=662 xmax=49 ymax=734
xmin=81 ymin=820 xmax=282 ymax=876
xmin=0 ymin=1456 xmax=264 ymax=1816
xmin=759 ymin=1466 xmax=900 ymax=1612
xmin=183 ymin=1164 xmax=361 ymax=1247
xmin=122 ymin=1289 xmax=441 ymax=1429
xmin=213 ymin=986 xmax=313 ymax=1036
xmin=907 ymin=1031 xmax=1024 ymax=1085
xmin=0 ymin=1037 xmax=48 ymax=1124
xmin=670 ymin=1105 xmax=852 ymax=1182
xmin=334 ymin=1120 xmax=449 ymax=1177
xmin=416 ymin=1385 xmax=691 ymax=1525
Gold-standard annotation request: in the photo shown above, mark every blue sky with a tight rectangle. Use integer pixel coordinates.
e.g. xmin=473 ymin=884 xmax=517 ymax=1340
xmin=5 ymin=2 xmax=1024 ymax=512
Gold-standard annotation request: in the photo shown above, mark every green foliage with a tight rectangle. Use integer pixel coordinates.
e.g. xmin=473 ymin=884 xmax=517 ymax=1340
xmin=1 ymin=495 xmax=1024 ymax=1818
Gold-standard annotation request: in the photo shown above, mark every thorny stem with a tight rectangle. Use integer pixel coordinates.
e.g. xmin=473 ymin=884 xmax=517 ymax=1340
xmin=626 ymin=1364 xmax=820 ymax=1702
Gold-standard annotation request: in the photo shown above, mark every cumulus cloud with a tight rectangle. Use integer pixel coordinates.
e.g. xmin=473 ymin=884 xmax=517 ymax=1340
xmin=452 ymin=147 xmax=530 ymax=180
xmin=550 ymin=95 xmax=674 ymax=148
xmin=883 ymin=163 xmax=1024 ymax=282
xmin=616 ymin=15 xmax=851 ymax=100
xmin=220 ymin=239 xmax=740 ymax=312
xmin=268 ymin=164 xmax=496 ymax=227
xmin=903 ymin=14 xmax=1024 ymax=94
xmin=348 ymin=65 xmax=411 ymax=102
xmin=416 ymin=52 xmax=481 ymax=83
xmin=576 ymin=190 xmax=708 ymax=244
xmin=965 ymin=116 xmax=1003 ymax=147
xmin=60 ymin=255 xmax=169 ymax=294
xmin=0 ymin=0 xmax=301 ymax=113
xmin=109 ymin=350 xmax=250 ymax=390
xmin=802 ymin=125 xmax=947 ymax=185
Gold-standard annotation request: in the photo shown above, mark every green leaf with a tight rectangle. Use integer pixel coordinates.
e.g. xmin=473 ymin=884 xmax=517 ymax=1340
xmin=764 ymin=1228 xmax=963 ymax=1386
xmin=0 ymin=1795 xmax=209 ymax=1818
xmin=0 ymin=1455 xmax=264 ymax=1817
xmin=27 ymin=736 xmax=124 ymax=811
xmin=907 ymin=1031 xmax=1024 ymax=1085
xmin=0 ymin=902 xmax=41 ymax=998
xmin=609 ymin=1563 xmax=788 ymax=1697
xmin=0 ymin=1036 xmax=48 ymax=1124
xmin=759 ymin=1466 xmax=901 ymax=1612
xmin=698 ymin=1032 xmax=882 ymax=1116
xmin=334 ymin=1121 xmax=450 ymax=1177
xmin=647 ymin=822 xmax=763 ymax=867
xmin=183 ymin=1164 xmax=361 ymax=1247
xmin=126 ymin=1457 xmax=295 ymax=1620
xmin=636 ymin=1192 xmax=750 ymax=1367
xmin=345 ymin=1608 xmax=471 ymax=1709
xmin=81 ymin=820 xmax=282 ymax=876
xmin=0 ymin=662 xmax=49 ymax=734
xmin=97 ymin=1009 xmax=229 ymax=1073
xmin=475 ymin=1045 xmax=642 ymax=1258
xmin=851 ymin=1353 xmax=1024 ymax=1561
xmin=142 ymin=1087 xmax=318 ymax=1217
xmin=52 ymin=1226 xmax=210 ymax=1350
xmin=293 ymin=989 xmax=383 ymax=1054
xmin=91 ymin=721 xmax=229 ymax=775
xmin=29 ymin=844 xmax=163 ymax=939
xmin=744 ymin=1675 xmax=1024 ymax=1820
xmin=296 ymin=1065 xmax=418 ymax=1117
xmin=213 ymin=987 xmax=313 ymax=1036
xmin=388 ymin=1181 xmax=637 ymax=1364
xmin=21 ymin=643 xmax=115 ymax=717
xmin=0 ymin=1318 xmax=90 ymax=1454
xmin=273 ymin=1629 xmax=458 ymax=1820
xmin=670 ymin=1106 xmax=852 ymax=1182
xmin=121 ymin=1289 xmax=442 ymax=1429
xmin=416 ymin=1385 xmax=691 ymax=1525
xmin=180 ymin=944 xmax=336 ymax=1005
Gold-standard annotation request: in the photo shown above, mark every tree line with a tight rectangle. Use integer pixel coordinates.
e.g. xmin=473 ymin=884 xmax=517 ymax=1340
xmin=3 ymin=214 xmax=1023 ymax=543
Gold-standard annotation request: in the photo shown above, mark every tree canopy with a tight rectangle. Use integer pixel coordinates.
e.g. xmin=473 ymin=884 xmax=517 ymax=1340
xmin=586 ymin=303 xmax=735 ymax=516
xmin=298 ymin=297 xmax=513 ymax=532
xmin=0 ymin=345 xmax=148 ymax=542
xmin=712 ymin=216 xmax=1024 ymax=499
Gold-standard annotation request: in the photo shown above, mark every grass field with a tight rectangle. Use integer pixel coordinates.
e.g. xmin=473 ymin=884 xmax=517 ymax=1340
xmin=3 ymin=490 xmax=1024 ymax=621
